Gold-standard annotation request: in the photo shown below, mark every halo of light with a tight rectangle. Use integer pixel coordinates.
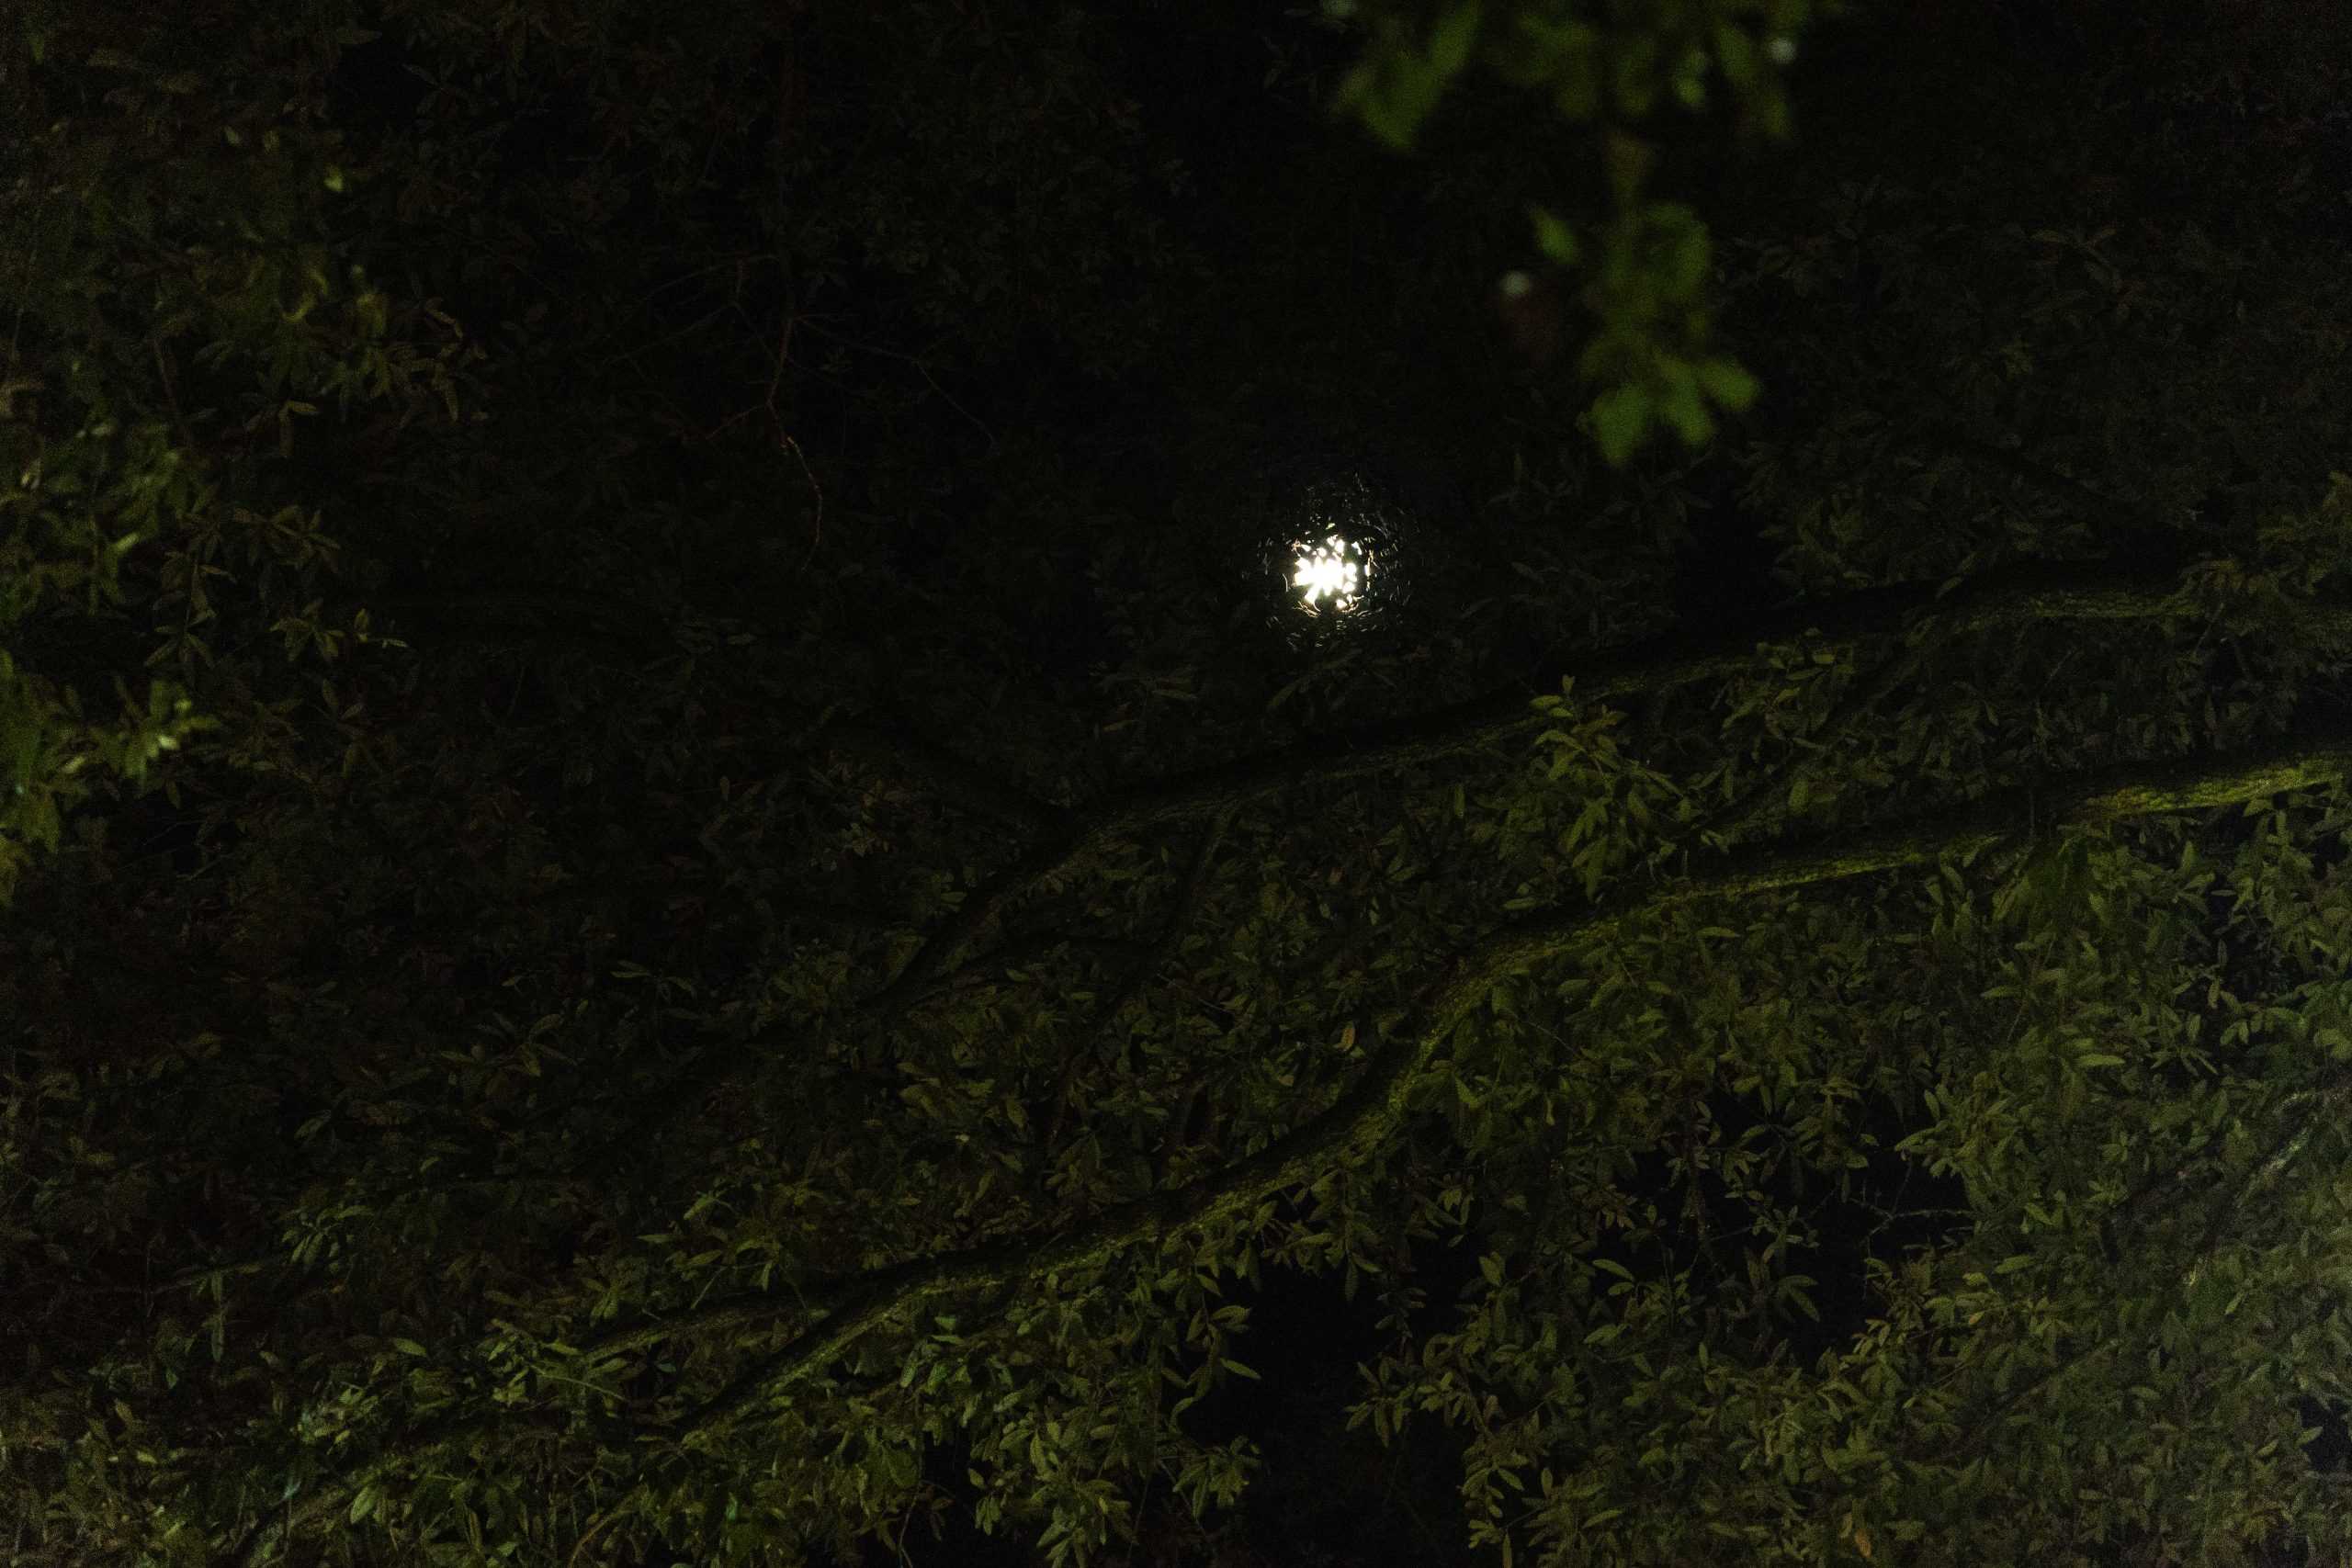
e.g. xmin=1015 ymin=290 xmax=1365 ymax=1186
xmin=1291 ymin=531 xmax=1369 ymax=615
xmin=1248 ymin=462 xmax=1418 ymax=649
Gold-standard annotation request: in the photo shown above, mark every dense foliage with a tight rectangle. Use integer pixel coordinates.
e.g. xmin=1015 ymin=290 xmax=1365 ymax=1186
xmin=7 ymin=0 xmax=2352 ymax=1565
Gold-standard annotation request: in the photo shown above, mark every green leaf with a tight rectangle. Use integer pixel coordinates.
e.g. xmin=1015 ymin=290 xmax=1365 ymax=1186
xmin=1549 ymin=37 xmax=1601 ymax=119
xmin=1589 ymin=385 xmax=1651 ymax=468
xmin=1672 ymin=45 xmax=1710 ymax=110
xmin=1528 ymin=204 xmax=1579 ymax=266
xmin=1651 ymin=206 xmax=1711 ymax=300
xmin=1429 ymin=1 xmax=1485 ymax=80
xmin=1341 ymin=5 xmax=1485 ymax=151
xmin=1694 ymin=356 xmax=1759 ymax=411
xmin=1602 ymin=130 xmax=1657 ymax=208
xmin=1657 ymin=367 xmax=1714 ymax=446
xmin=1713 ymin=22 xmax=1758 ymax=86
xmin=1340 ymin=57 xmax=1438 ymax=151
xmin=1611 ymin=32 xmax=1659 ymax=117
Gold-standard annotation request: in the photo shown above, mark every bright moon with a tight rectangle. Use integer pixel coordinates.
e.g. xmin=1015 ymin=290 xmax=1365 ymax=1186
xmin=1291 ymin=532 xmax=1365 ymax=614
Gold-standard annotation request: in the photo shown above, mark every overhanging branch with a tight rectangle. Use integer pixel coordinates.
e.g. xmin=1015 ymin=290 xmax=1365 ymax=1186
xmin=591 ymin=719 xmax=2352 ymax=1427
xmin=862 ymin=553 xmax=2257 ymax=1016
xmin=232 ymin=583 xmax=2352 ymax=1562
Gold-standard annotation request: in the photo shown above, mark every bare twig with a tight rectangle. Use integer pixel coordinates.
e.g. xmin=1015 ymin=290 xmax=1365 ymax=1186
xmin=150 ymin=333 xmax=197 ymax=450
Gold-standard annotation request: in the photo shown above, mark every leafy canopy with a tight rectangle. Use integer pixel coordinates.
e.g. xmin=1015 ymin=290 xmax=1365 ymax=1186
xmin=7 ymin=2 xmax=2352 ymax=1567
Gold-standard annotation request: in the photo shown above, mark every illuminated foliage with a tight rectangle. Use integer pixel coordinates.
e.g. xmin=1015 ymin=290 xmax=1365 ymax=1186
xmin=7 ymin=2 xmax=2352 ymax=1567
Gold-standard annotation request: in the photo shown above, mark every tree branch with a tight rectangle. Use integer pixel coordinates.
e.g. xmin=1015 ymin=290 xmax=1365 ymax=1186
xmin=1683 ymin=625 xmax=1952 ymax=853
xmin=1915 ymin=419 xmax=2157 ymax=536
xmin=858 ymin=554 xmax=2224 ymax=1018
xmin=628 ymin=553 xmax=2344 ymax=1195
xmin=896 ymin=929 xmax=1148 ymax=1014
xmin=822 ymin=698 xmax=1071 ymax=837
xmin=231 ymin=595 xmax=2352 ymax=1562
xmin=530 ymin=727 xmax=2352 ymax=1421
xmin=2098 ymin=1062 xmax=2352 ymax=1266
xmin=365 ymin=587 xmax=673 ymax=658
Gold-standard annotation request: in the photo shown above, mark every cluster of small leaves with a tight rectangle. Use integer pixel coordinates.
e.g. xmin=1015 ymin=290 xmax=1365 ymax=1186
xmin=1 ymin=0 xmax=487 ymax=902
xmin=1329 ymin=0 xmax=1830 ymax=465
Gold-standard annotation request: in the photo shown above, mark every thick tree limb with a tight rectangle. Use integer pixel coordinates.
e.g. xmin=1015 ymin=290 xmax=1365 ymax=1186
xmin=231 ymin=606 xmax=2352 ymax=1562
xmin=860 ymin=553 xmax=2235 ymax=1017
xmin=871 ymin=549 xmax=2352 ymax=1030
xmin=582 ymin=719 xmax=2352 ymax=1399
xmin=1916 ymin=419 xmax=2158 ymax=536
xmin=1684 ymin=626 xmax=1951 ymax=853
xmin=623 ymin=554 xmax=2347 ymax=1217
xmin=821 ymin=699 xmax=1071 ymax=837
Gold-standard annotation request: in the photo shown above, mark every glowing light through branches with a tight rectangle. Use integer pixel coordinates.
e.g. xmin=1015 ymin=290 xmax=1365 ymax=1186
xmin=1290 ymin=531 xmax=1370 ymax=616
xmin=1248 ymin=461 xmax=1422 ymax=650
